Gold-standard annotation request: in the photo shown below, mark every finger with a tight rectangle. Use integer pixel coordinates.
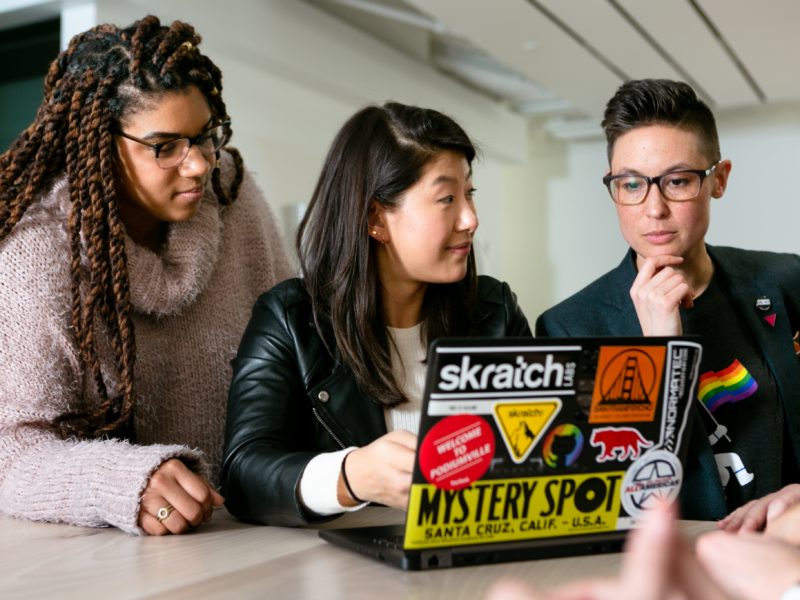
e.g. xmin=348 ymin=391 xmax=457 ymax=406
xmin=140 ymin=488 xmax=177 ymax=519
xmin=486 ymin=578 xmax=545 ymax=600
xmin=767 ymin=497 xmax=791 ymax=522
xmin=140 ymin=493 xmax=191 ymax=534
xmin=210 ymin=486 xmax=225 ymax=507
xmin=619 ymin=501 xmax=675 ymax=600
xmin=139 ymin=511 xmax=170 ymax=536
xmin=660 ymin=281 xmax=692 ymax=308
xmin=631 ymin=255 xmax=683 ymax=291
xmin=389 ymin=429 xmax=418 ymax=449
xmin=723 ymin=487 xmax=800 ymax=534
xmin=652 ymin=267 xmax=692 ymax=310
xmin=695 ymin=530 xmax=760 ymax=598
xmin=718 ymin=511 xmax=753 ymax=532
xmin=546 ymin=578 xmax=620 ymax=600
xmin=145 ymin=468 xmax=209 ymax=528
xmin=718 ymin=502 xmax=750 ymax=531
xmin=767 ymin=486 xmax=800 ymax=524
xmin=174 ymin=470 xmax=219 ymax=523
xmin=631 ymin=268 xmax=685 ymax=304
xmin=635 ymin=255 xmax=684 ymax=282
xmin=166 ymin=484 xmax=210 ymax=528
xmin=766 ymin=503 xmax=800 ymax=543
xmin=739 ymin=509 xmax=767 ymax=533
xmin=674 ymin=534 xmax=729 ymax=600
xmin=389 ymin=444 xmax=417 ymax=474
xmin=156 ymin=503 xmax=191 ymax=534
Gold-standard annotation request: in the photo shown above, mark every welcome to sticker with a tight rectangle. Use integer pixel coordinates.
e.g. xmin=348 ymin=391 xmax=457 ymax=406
xmin=418 ymin=414 xmax=495 ymax=491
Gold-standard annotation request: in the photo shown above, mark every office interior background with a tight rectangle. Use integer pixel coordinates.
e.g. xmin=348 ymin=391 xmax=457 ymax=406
xmin=1 ymin=0 xmax=799 ymax=321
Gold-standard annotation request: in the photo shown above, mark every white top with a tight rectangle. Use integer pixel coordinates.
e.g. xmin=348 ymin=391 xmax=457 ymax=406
xmin=298 ymin=324 xmax=426 ymax=516
xmin=384 ymin=323 xmax=426 ymax=435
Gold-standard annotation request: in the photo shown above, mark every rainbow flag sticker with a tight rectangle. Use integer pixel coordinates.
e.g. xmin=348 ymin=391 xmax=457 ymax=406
xmin=698 ymin=359 xmax=758 ymax=413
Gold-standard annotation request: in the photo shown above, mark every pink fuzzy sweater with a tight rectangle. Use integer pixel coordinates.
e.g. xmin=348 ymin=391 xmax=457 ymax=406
xmin=0 ymin=159 xmax=292 ymax=534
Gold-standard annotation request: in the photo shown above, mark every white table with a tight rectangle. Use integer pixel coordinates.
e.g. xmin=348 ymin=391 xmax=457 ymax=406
xmin=0 ymin=508 xmax=715 ymax=599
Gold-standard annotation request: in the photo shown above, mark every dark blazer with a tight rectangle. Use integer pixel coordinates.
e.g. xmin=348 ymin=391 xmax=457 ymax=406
xmin=536 ymin=245 xmax=800 ymax=519
xmin=222 ymin=275 xmax=531 ymax=526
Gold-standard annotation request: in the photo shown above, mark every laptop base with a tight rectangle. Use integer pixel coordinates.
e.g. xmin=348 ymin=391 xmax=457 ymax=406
xmin=320 ymin=524 xmax=626 ymax=571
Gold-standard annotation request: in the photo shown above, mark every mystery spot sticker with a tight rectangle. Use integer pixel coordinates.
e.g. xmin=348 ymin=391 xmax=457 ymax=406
xmin=418 ymin=414 xmax=495 ymax=490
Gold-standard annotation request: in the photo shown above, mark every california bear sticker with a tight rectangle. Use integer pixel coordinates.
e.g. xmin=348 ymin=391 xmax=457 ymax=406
xmin=590 ymin=427 xmax=653 ymax=463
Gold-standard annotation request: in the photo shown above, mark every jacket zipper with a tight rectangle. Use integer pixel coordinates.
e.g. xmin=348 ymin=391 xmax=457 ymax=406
xmin=312 ymin=407 xmax=346 ymax=449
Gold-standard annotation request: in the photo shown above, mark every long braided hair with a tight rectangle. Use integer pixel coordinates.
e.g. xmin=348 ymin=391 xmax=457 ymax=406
xmin=1 ymin=16 xmax=243 ymax=440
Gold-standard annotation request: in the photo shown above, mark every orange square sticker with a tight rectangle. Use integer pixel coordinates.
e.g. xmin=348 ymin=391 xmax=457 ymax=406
xmin=589 ymin=345 xmax=666 ymax=424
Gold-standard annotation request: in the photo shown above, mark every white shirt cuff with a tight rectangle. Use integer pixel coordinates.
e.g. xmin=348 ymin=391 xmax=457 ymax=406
xmin=299 ymin=447 xmax=368 ymax=516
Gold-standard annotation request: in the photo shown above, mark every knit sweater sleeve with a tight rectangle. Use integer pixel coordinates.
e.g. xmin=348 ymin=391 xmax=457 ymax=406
xmin=0 ymin=184 xmax=203 ymax=535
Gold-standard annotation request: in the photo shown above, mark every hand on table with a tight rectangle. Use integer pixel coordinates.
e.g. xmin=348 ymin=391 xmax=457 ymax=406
xmin=697 ymin=528 xmax=800 ymax=600
xmin=767 ymin=502 xmax=800 ymax=545
xmin=718 ymin=483 xmax=800 ymax=538
xmin=138 ymin=458 xmax=224 ymax=535
xmin=339 ymin=430 xmax=416 ymax=510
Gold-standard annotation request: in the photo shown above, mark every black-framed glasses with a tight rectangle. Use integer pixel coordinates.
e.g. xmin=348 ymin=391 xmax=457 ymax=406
xmin=603 ymin=161 xmax=721 ymax=205
xmin=115 ymin=121 xmax=231 ymax=169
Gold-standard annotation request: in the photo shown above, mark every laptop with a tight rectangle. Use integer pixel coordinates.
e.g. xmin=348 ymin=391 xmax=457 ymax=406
xmin=320 ymin=336 xmax=702 ymax=570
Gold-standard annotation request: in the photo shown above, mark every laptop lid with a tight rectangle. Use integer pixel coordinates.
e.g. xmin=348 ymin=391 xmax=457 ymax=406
xmin=319 ymin=335 xmax=702 ymax=569
xmin=401 ymin=335 xmax=702 ymax=552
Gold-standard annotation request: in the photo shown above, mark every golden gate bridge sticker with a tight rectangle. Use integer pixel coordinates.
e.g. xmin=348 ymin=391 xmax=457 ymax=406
xmin=589 ymin=346 xmax=666 ymax=424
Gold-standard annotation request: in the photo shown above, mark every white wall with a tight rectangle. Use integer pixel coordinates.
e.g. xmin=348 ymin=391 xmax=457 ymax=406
xmin=89 ymin=0 xmax=528 ymax=275
xmin=711 ymin=102 xmax=800 ymax=253
xmin=4 ymin=0 xmax=799 ymax=326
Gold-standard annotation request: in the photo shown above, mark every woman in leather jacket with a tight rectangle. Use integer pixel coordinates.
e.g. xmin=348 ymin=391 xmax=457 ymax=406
xmin=222 ymin=102 xmax=531 ymax=526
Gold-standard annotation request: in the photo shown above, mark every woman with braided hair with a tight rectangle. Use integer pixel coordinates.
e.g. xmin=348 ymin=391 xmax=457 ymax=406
xmin=0 ymin=15 xmax=291 ymax=535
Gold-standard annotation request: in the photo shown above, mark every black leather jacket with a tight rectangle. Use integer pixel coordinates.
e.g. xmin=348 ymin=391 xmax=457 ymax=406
xmin=222 ymin=275 xmax=531 ymax=526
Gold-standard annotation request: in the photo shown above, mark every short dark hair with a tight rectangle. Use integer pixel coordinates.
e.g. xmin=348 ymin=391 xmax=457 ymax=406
xmin=601 ymin=79 xmax=720 ymax=163
xmin=297 ymin=102 xmax=478 ymax=407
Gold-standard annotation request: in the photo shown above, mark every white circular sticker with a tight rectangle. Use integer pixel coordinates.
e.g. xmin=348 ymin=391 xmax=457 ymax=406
xmin=620 ymin=449 xmax=683 ymax=518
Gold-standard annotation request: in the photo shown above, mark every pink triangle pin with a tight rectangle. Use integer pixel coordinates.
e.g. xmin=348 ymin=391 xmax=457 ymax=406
xmin=764 ymin=313 xmax=777 ymax=327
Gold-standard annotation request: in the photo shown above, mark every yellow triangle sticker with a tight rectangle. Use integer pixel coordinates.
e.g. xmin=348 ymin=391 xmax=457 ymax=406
xmin=493 ymin=400 xmax=562 ymax=464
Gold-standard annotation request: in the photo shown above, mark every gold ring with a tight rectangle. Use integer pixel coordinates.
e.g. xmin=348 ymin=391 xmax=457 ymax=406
xmin=156 ymin=504 xmax=175 ymax=521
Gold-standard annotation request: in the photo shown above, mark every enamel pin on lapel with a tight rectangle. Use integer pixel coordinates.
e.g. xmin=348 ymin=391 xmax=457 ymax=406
xmin=755 ymin=296 xmax=776 ymax=327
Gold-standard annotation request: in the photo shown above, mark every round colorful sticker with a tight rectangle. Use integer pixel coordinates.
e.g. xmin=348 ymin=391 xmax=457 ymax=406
xmin=542 ymin=423 xmax=584 ymax=468
xmin=418 ymin=414 xmax=495 ymax=490
xmin=620 ymin=449 xmax=683 ymax=517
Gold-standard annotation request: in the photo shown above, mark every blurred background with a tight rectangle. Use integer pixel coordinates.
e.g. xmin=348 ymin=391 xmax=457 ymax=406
xmin=2 ymin=0 xmax=799 ymax=321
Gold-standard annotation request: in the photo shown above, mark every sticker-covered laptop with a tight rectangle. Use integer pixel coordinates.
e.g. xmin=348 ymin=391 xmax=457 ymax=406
xmin=320 ymin=336 xmax=702 ymax=570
